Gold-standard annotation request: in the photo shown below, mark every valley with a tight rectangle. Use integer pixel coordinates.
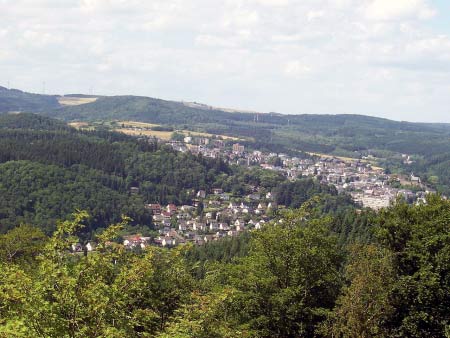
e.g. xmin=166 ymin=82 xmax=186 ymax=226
xmin=0 ymin=88 xmax=448 ymax=338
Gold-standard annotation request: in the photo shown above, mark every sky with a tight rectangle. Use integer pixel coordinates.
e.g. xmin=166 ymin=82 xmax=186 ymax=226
xmin=1 ymin=0 xmax=450 ymax=122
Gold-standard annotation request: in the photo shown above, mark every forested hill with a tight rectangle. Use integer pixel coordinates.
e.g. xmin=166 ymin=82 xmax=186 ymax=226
xmin=0 ymin=86 xmax=60 ymax=113
xmin=2 ymin=86 xmax=450 ymax=148
xmin=2 ymin=86 xmax=449 ymax=135
xmin=47 ymin=95 xmax=450 ymax=157
xmin=0 ymin=112 xmax=71 ymax=130
xmin=0 ymin=113 xmax=235 ymax=234
xmin=50 ymin=95 xmax=249 ymax=125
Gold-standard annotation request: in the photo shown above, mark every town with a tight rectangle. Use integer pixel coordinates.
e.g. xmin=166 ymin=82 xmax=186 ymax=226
xmin=92 ymin=128 xmax=435 ymax=251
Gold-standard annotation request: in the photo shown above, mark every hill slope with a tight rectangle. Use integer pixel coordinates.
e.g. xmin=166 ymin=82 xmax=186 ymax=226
xmin=0 ymin=86 xmax=60 ymax=113
xmin=0 ymin=112 xmax=71 ymax=131
xmin=0 ymin=113 xmax=235 ymax=234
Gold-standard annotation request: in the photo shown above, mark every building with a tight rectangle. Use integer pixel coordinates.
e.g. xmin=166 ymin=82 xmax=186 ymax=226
xmin=232 ymin=143 xmax=245 ymax=154
xmin=147 ymin=204 xmax=162 ymax=215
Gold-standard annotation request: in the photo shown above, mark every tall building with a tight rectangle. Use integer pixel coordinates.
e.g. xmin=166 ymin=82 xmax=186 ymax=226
xmin=233 ymin=143 xmax=245 ymax=154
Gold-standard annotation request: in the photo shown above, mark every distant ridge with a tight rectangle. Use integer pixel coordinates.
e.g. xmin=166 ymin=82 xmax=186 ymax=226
xmin=1 ymin=86 xmax=449 ymax=126
xmin=0 ymin=86 xmax=60 ymax=113
xmin=182 ymin=101 xmax=260 ymax=114
xmin=1 ymin=85 xmax=450 ymax=154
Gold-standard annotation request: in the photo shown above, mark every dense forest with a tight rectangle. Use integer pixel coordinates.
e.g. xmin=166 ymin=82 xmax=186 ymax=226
xmin=0 ymin=196 xmax=448 ymax=337
xmin=0 ymin=114 xmax=227 ymax=233
xmin=0 ymin=86 xmax=60 ymax=113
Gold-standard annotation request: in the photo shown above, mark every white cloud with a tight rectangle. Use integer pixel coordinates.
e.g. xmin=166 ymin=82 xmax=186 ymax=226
xmin=221 ymin=9 xmax=260 ymax=29
xmin=252 ymin=0 xmax=291 ymax=6
xmin=284 ymin=60 xmax=312 ymax=77
xmin=20 ymin=29 xmax=64 ymax=47
xmin=195 ymin=34 xmax=239 ymax=48
xmin=364 ymin=0 xmax=436 ymax=21
xmin=307 ymin=10 xmax=324 ymax=21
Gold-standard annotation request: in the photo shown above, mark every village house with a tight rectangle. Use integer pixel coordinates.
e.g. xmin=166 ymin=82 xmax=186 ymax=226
xmin=147 ymin=203 xmax=162 ymax=215
xmin=161 ymin=219 xmax=171 ymax=227
xmin=129 ymin=186 xmax=140 ymax=194
xmin=247 ymin=193 xmax=261 ymax=201
xmin=181 ymin=205 xmax=195 ymax=212
xmin=166 ymin=203 xmax=177 ymax=215
xmin=219 ymin=193 xmax=230 ymax=201
xmin=176 ymin=212 xmax=191 ymax=220
xmin=123 ymin=235 xmax=150 ymax=249
xmin=161 ymin=236 xmax=176 ymax=247
xmin=219 ymin=222 xmax=230 ymax=231
xmin=178 ymin=221 xmax=188 ymax=231
xmin=196 ymin=190 xmax=206 ymax=199
xmin=193 ymin=222 xmax=206 ymax=231
xmin=193 ymin=235 xmax=205 ymax=245
xmin=152 ymin=214 xmax=165 ymax=223
xmin=209 ymin=221 xmax=219 ymax=231
xmin=255 ymin=220 xmax=266 ymax=230
xmin=228 ymin=202 xmax=238 ymax=209
xmin=204 ymin=235 xmax=215 ymax=243
xmin=213 ymin=188 xmax=223 ymax=195
xmin=234 ymin=219 xmax=245 ymax=228
xmin=227 ymin=230 xmax=239 ymax=237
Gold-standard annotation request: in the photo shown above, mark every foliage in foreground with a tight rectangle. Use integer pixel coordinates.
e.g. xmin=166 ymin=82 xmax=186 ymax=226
xmin=0 ymin=196 xmax=449 ymax=337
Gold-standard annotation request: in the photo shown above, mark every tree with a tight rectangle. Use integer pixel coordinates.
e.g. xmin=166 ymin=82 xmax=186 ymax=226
xmin=157 ymin=289 xmax=246 ymax=338
xmin=0 ymin=224 xmax=46 ymax=265
xmin=171 ymin=132 xmax=184 ymax=142
xmin=0 ymin=212 xmax=132 ymax=337
xmin=223 ymin=207 xmax=344 ymax=337
xmin=375 ymin=195 xmax=450 ymax=338
xmin=322 ymin=244 xmax=394 ymax=338
xmin=196 ymin=201 xmax=204 ymax=217
xmin=112 ymin=246 xmax=194 ymax=334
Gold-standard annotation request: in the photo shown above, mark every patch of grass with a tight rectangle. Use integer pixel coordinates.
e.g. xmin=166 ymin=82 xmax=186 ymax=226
xmin=58 ymin=97 xmax=98 ymax=106
xmin=115 ymin=128 xmax=173 ymax=139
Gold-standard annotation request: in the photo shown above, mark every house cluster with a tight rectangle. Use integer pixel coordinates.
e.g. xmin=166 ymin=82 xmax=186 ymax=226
xmin=71 ymin=242 xmax=95 ymax=253
xmin=142 ymin=191 xmax=277 ymax=247
xmin=166 ymin=137 xmax=433 ymax=211
xmin=277 ymin=155 xmax=432 ymax=210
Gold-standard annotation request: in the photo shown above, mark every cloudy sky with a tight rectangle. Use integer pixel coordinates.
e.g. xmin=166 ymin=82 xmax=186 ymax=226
xmin=1 ymin=0 xmax=450 ymax=122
